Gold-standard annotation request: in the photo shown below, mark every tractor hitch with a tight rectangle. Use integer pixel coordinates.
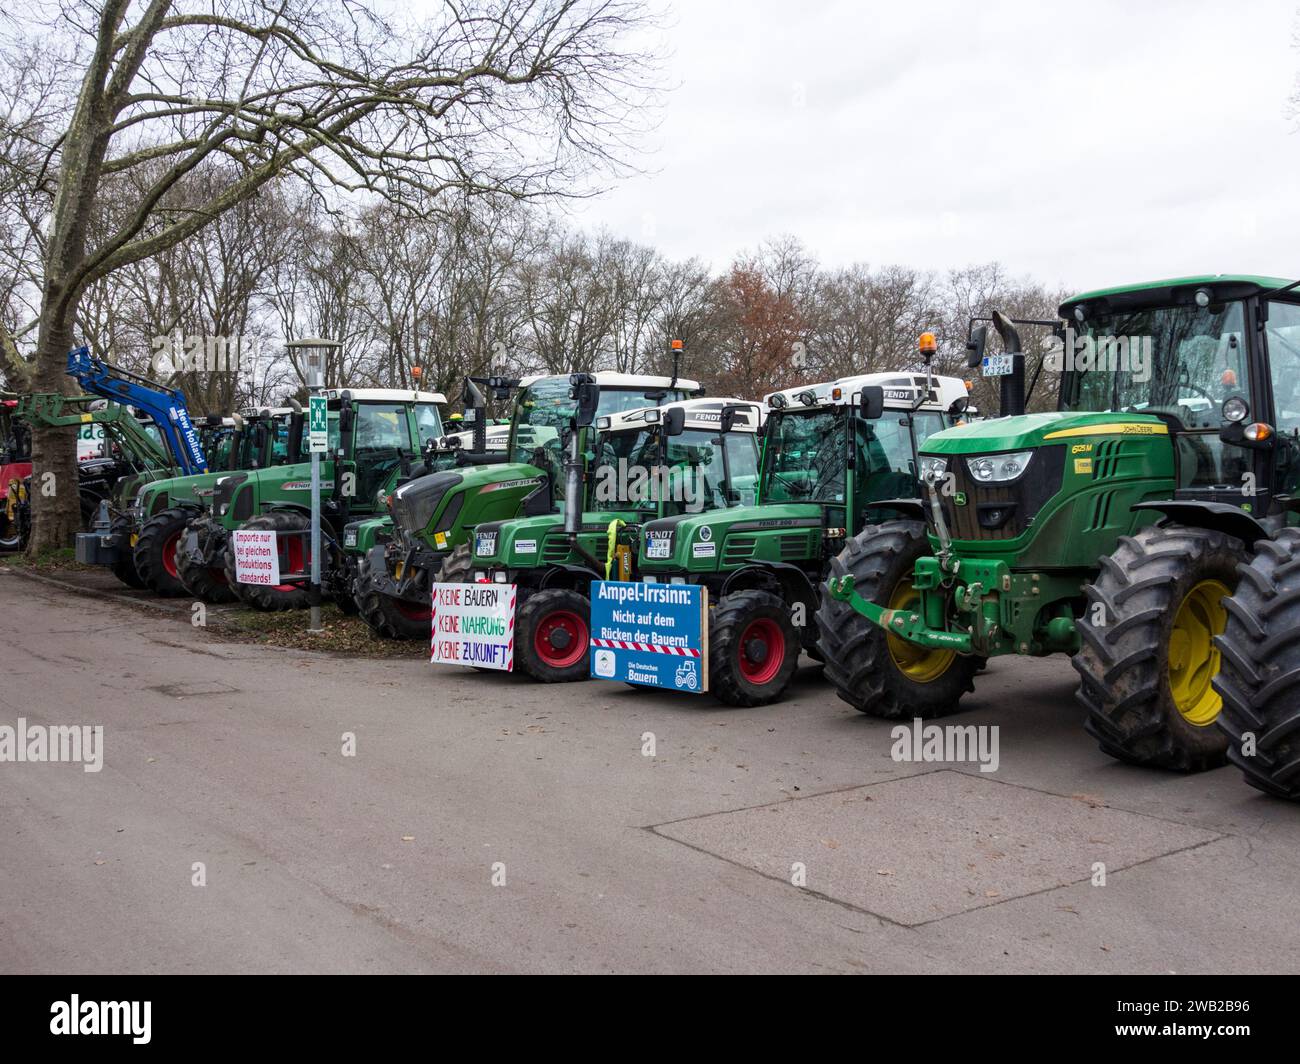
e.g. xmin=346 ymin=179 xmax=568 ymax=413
xmin=826 ymin=574 xmax=975 ymax=653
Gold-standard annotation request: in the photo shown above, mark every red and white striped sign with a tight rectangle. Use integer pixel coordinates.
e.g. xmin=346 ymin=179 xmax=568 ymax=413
xmin=590 ymin=638 xmax=700 ymax=658
xmin=430 ymin=582 xmax=516 ymax=672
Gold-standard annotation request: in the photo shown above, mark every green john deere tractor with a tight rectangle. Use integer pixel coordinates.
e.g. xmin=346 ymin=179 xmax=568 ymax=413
xmin=823 ymin=276 xmax=1300 ymax=785
xmin=467 ymin=395 xmax=761 ymax=681
xmin=201 ymin=387 xmax=447 ymax=611
xmin=637 ymin=369 xmax=971 ymax=706
xmin=349 ymin=370 xmax=702 ymax=640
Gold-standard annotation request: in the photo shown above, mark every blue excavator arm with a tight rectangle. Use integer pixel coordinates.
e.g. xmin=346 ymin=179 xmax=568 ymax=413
xmin=66 ymin=346 xmax=208 ymax=475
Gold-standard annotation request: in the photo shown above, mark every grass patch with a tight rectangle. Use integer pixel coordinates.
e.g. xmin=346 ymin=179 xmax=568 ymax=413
xmin=221 ymin=603 xmax=428 ymax=658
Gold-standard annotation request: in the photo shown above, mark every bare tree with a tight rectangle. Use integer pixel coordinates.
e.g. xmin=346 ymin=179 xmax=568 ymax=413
xmin=7 ymin=0 xmax=658 ymax=550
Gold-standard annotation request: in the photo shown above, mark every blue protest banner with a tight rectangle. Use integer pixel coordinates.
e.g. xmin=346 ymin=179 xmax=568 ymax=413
xmin=589 ymin=581 xmax=708 ymax=692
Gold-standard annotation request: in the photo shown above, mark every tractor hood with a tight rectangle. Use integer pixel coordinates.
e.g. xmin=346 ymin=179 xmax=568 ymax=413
xmin=919 ymin=411 xmax=1170 ymax=455
xmin=640 ymin=502 xmax=825 ymax=573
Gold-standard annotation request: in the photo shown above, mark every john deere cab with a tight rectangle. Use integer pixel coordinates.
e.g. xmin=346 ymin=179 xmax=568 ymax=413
xmin=823 ymin=276 xmax=1300 ymax=786
xmin=466 ymin=396 xmax=762 ymax=681
xmin=209 ymin=388 xmax=446 ymax=611
xmin=351 ymin=370 xmax=702 ymax=639
xmin=638 ymin=368 xmax=971 ymax=706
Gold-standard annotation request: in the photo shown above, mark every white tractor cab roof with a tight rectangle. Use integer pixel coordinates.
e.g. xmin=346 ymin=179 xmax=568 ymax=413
xmin=322 ymin=388 xmax=448 ymax=405
xmin=764 ymin=372 xmax=968 ymax=414
xmin=518 ymin=371 xmax=702 ymax=394
xmin=597 ymin=396 xmax=763 ymax=434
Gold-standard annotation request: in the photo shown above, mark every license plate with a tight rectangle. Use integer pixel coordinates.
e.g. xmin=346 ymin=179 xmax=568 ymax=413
xmin=475 ymin=532 xmax=497 ymax=557
xmin=645 ymin=535 xmax=671 ymax=559
xmin=982 ymin=353 xmax=1015 ymax=377
xmin=344 ymin=530 xmax=357 ymax=547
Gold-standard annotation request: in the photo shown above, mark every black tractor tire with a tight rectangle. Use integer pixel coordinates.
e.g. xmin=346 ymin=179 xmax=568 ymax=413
xmin=176 ymin=535 xmax=237 ymax=604
xmin=354 ymin=551 xmax=430 ymax=640
xmin=223 ymin=511 xmax=312 ymax=611
xmin=817 ymin=521 xmax=978 ymax=718
xmin=709 ymin=589 xmax=799 ymax=706
xmin=1214 ymin=529 xmax=1300 ymax=799
xmin=1075 ymin=524 xmax=1239 ymax=772
xmin=435 ymin=542 xmax=474 ymax=583
xmin=108 ymin=513 xmax=147 ymax=589
xmin=133 ymin=507 xmax=193 ymax=596
xmin=516 ymin=587 xmax=590 ymax=683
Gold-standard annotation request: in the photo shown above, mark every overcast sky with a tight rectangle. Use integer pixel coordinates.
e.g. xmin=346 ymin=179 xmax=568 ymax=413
xmin=562 ymin=0 xmax=1300 ymax=294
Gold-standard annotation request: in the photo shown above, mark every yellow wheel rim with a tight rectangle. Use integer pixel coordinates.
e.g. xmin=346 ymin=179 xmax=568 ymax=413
xmin=1167 ymin=579 xmax=1230 ymax=727
xmin=886 ymin=579 xmax=956 ymax=683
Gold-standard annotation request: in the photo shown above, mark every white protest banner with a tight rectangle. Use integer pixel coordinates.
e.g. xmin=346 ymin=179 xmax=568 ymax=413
xmin=232 ymin=529 xmax=280 ymax=585
xmin=431 ymin=582 xmax=516 ymax=671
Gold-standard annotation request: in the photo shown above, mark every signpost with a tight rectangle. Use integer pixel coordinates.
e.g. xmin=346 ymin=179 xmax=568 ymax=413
xmin=430 ymin=582 xmax=516 ymax=671
xmin=588 ymin=580 xmax=708 ymax=692
xmin=287 ymin=338 xmax=340 ymax=634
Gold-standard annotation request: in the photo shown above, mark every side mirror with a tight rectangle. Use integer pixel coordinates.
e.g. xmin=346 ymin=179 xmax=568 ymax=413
xmin=662 ymin=406 xmax=687 ymax=437
xmin=966 ymin=324 xmax=989 ymax=370
xmin=859 ymin=386 xmax=885 ymax=421
xmin=719 ymin=403 xmax=750 ymax=434
xmin=948 ymin=396 xmax=970 ymax=418
xmin=338 ymin=395 xmax=354 ymax=437
xmin=573 ymin=381 xmax=601 ymax=428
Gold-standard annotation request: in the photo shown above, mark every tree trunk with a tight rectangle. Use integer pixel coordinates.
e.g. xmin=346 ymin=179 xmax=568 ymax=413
xmin=26 ymin=299 xmax=83 ymax=555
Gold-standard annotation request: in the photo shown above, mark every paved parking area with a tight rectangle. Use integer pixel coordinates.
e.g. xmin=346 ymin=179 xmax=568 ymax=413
xmin=1 ymin=567 xmax=1296 ymax=973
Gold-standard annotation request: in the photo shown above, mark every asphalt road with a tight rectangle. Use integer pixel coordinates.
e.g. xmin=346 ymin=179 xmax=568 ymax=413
xmin=1 ymin=568 xmax=1297 ymax=974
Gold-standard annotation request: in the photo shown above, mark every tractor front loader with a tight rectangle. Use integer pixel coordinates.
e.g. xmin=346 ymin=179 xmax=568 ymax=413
xmin=823 ymin=276 xmax=1300 ymax=790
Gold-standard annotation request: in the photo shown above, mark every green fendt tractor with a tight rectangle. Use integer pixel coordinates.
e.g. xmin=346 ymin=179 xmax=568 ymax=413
xmin=822 ymin=276 xmax=1300 ymax=787
xmin=467 ymin=396 xmax=762 ymax=681
xmin=208 ymin=387 xmax=447 ymax=611
xmin=131 ymin=406 xmax=306 ymax=598
xmin=350 ymin=370 xmax=702 ymax=640
xmin=638 ymin=369 xmax=972 ymax=706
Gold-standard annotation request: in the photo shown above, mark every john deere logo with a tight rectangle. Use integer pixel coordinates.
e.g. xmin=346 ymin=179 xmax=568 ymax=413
xmin=954 ymin=492 xmax=968 ymax=507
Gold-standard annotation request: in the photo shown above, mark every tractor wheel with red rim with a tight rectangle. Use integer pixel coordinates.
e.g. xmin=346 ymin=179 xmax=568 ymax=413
xmin=517 ymin=588 xmax=591 ymax=683
xmin=222 ymin=511 xmax=312 ymax=611
xmin=133 ymin=507 xmax=193 ymax=597
xmin=709 ymin=589 xmax=799 ymax=707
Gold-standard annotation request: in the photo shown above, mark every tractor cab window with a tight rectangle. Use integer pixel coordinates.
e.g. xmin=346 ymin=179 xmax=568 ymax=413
xmin=413 ymin=403 xmax=444 ymax=450
xmin=1063 ymin=301 xmax=1249 ymax=429
xmin=206 ymin=428 xmax=237 ymax=470
xmin=510 ymin=381 xmax=691 ymax=497
xmin=592 ymin=427 xmax=760 ymax=515
xmin=269 ymin=416 xmax=295 ymax=465
xmin=762 ymin=408 xmax=847 ymax=504
xmin=857 ymin=410 xmax=947 ymax=503
xmin=1062 ymin=301 xmax=1252 ymax=491
xmin=1264 ymin=300 xmax=1300 ymax=500
xmin=352 ymin=403 xmax=412 ymax=504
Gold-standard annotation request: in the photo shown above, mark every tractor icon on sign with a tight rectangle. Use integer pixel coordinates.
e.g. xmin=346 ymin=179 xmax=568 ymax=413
xmin=674 ymin=661 xmax=698 ymax=690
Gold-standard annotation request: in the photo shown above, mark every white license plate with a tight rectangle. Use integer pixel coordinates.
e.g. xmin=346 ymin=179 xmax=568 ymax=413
xmin=645 ymin=536 xmax=671 ymax=559
xmin=982 ymin=353 xmax=1015 ymax=377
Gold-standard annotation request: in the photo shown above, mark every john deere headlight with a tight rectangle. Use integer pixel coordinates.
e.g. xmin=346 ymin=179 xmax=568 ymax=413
xmin=919 ymin=456 xmax=948 ymax=480
xmin=968 ymin=451 xmax=1033 ymax=483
